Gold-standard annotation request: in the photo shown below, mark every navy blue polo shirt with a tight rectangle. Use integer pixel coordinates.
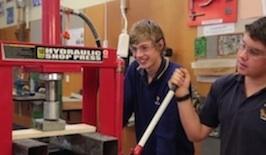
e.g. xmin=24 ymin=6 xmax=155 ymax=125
xmin=123 ymin=58 xmax=194 ymax=155
xmin=200 ymin=74 xmax=266 ymax=155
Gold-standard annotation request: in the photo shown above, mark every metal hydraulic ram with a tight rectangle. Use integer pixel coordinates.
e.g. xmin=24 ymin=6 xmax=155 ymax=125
xmin=130 ymin=85 xmax=177 ymax=155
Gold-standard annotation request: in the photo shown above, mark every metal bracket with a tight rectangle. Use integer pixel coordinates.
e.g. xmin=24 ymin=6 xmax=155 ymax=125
xmin=13 ymin=139 xmax=48 ymax=155
xmin=50 ymin=132 xmax=118 ymax=155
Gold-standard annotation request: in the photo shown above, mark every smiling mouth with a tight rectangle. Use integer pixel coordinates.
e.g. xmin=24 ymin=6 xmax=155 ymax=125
xmin=137 ymin=59 xmax=146 ymax=65
xmin=238 ymin=62 xmax=247 ymax=69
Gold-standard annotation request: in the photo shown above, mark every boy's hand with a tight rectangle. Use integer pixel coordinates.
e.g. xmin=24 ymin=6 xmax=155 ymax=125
xmin=169 ymin=68 xmax=191 ymax=97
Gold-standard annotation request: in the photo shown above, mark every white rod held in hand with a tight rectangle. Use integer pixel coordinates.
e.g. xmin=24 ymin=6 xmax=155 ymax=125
xmin=138 ymin=90 xmax=176 ymax=147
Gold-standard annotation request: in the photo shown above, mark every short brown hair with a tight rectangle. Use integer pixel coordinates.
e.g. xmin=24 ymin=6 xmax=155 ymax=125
xmin=245 ymin=17 xmax=266 ymax=46
xmin=129 ymin=19 xmax=165 ymax=50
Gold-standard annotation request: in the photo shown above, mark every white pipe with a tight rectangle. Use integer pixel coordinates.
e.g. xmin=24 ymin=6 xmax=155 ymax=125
xmin=138 ymin=90 xmax=175 ymax=147
xmin=120 ymin=0 xmax=128 ymax=32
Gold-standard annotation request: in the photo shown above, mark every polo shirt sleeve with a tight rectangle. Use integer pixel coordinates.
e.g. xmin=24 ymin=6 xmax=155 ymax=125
xmin=199 ymin=81 xmax=220 ymax=128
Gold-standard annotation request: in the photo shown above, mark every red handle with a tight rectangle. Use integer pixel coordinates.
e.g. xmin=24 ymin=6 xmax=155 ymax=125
xmin=129 ymin=145 xmax=143 ymax=155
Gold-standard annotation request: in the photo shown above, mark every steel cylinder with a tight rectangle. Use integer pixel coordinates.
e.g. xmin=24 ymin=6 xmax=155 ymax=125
xmin=39 ymin=73 xmax=62 ymax=121
xmin=45 ymin=81 xmax=56 ymax=101
xmin=43 ymin=101 xmax=60 ymax=120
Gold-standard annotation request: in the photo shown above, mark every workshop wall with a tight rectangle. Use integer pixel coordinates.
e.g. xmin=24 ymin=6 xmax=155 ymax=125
xmin=82 ymin=1 xmax=198 ymax=154
xmin=0 ymin=25 xmax=27 ymax=41
xmin=0 ymin=0 xmax=199 ymax=95
xmin=1 ymin=1 xmax=265 ymax=153
xmin=83 ymin=0 xmax=199 ymax=92
xmin=0 ymin=0 xmax=264 ymax=99
xmin=82 ymin=0 xmax=206 ymax=98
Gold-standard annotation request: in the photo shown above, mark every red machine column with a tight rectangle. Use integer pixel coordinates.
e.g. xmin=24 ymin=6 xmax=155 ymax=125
xmin=82 ymin=68 xmax=98 ymax=125
xmin=115 ymin=58 xmax=125 ymax=155
xmin=42 ymin=0 xmax=61 ymax=45
xmin=0 ymin=66 xmax=12 ymax=155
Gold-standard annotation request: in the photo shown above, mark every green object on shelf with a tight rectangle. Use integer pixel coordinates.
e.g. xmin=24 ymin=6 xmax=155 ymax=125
xmin=31 ymin=101 xmax=43 ymax=128
xmin=32 ymin=101 xmax=43 ymax=118
xmin=195 ymin=37 xmax=207 ymax=58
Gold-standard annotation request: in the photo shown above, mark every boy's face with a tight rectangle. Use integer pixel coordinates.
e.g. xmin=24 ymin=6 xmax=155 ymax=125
xmin=130 ymin=40 xmax=162 ymax=71
xmin=237 ymin=33 xmax=266 ymax=78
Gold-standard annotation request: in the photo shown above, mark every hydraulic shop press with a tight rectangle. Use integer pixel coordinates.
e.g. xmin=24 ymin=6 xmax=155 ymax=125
xmin=0 ymin=41 xmax=124 ymax=155
xmin=0 ymin=0 xmax=124 ymax=154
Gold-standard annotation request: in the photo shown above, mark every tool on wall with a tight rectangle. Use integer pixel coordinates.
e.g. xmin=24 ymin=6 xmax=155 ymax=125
xmin=188 ymin=0 xmax=237 ymax=26
xmin=62 ymin=10 xmax=71 ymax=40
xmin=199 ymin=0 xmax=214 ymax=7
xmin=189 ymin=0 xmax=205 ymax=21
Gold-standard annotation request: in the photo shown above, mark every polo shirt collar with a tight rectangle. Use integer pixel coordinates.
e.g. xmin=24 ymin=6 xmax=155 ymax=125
xmin=236 ymin=74 xmax=244 ymax=83
xmin=137 ymin=57 xmax=169 ymax=83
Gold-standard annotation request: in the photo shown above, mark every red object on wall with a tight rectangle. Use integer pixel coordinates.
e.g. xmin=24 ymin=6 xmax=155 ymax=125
xmin=188 ymin=0 xmax=237 ymax=26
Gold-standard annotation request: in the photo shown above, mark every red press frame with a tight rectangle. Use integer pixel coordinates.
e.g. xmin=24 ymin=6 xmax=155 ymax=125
xmin=0 ymin=41 xmax=124 ymax=155
xmin=0 ymin=0 xmax=124 ymax=154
